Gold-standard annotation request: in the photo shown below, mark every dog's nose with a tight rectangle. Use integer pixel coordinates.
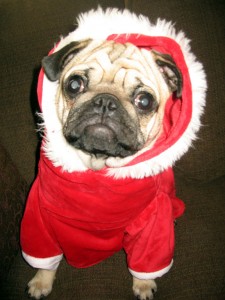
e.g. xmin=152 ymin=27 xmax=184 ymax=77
xmin=93 ymin=94 xmax=118 ymax=115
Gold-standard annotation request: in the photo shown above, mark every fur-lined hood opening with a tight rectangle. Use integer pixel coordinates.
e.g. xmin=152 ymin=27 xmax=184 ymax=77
xmin=38 ymin=7 xmax=207 ymax=179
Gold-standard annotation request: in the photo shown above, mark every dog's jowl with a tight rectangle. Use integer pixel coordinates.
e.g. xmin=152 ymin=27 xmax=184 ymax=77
xmin=20 ymin=7 xmax=207 ymax=300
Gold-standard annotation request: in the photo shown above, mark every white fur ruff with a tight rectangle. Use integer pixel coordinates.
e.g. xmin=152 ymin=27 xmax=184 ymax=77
xmin=41 ymin=7 xmax=207 ymax=179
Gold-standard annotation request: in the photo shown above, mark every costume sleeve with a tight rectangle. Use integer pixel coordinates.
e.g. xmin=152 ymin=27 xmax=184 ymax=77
xmin=123 ymin=191 xmax=175 ymax=280
xmin=20 ymin=178 xmax=63 ymax=270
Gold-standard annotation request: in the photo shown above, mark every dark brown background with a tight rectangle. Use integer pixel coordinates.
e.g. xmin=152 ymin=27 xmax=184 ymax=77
xmin=1 ymin=0 xmax=224 ymax=299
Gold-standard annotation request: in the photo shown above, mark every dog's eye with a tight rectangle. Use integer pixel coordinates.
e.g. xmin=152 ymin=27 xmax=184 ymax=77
xmin=134 ymin=92 xmax=157 ymax=112
xmin=66 ymin=75 xmax=86 ymax=96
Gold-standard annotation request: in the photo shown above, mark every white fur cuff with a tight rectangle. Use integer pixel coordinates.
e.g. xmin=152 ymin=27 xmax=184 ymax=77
xmin=129 ymin=260 xmax=173 ymax=280
xmin=22 ymin=252 xmax=63 ymax=270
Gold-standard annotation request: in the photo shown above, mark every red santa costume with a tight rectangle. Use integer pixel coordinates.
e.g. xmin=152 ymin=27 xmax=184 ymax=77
xmin=20 ymin=8 xmax=207 ymax=280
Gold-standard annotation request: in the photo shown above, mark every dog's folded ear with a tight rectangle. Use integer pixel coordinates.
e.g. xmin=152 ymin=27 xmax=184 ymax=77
xmin=153 ymin=51 xmax=183 ymax=98
xmin=42 ymin=39 xmax=91 ymax=81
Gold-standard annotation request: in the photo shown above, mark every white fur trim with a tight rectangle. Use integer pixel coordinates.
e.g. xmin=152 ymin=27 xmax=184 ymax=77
xmin=22 ymin=252 xmax=63 ymax=270
xmin=129 ymin=260 xmax=173 ymax=280
xmin=41 ymin=7 xmax=207 ymax=178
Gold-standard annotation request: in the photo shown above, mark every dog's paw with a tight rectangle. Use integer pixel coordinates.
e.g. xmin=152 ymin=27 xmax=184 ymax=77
xmin=133 ymin=277 xmax=157 ymax=300
xmin=26 ymin=279 xmax=52 ymax=299
xmin=26 ymin=269 xmax=56 ymax=299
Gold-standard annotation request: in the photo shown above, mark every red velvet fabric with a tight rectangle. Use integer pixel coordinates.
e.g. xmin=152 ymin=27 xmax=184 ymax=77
xmin=21 ymin=152 xmax=184 ymax=273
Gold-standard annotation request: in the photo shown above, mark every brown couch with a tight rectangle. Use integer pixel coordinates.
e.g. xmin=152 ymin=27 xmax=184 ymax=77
xmin=1 ymin=0 xmax=225 ymax=299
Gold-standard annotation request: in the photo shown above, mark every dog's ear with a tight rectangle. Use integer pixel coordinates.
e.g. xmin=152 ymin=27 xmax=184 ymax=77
xmin=42 ymin=39 xmax=91 ymax=81
xmin=153 ymin=51 xmax=183 ymax=98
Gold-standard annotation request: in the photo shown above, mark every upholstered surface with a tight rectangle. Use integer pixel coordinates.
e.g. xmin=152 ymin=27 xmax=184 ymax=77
xmin=0 ymin=0 xmax=225 ymax=299
xmin=0 ymin=143 xmax=27 ymax=283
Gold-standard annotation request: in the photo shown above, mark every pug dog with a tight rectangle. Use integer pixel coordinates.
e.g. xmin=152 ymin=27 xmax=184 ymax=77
xmin=21 ymin=7 xmax=206 ymax=300
xmin=43 ymin=39 xmax=182 ymax=170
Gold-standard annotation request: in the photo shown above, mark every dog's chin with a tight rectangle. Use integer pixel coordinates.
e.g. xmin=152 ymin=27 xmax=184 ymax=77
xmin=85 ymin=154 xmax=109 ymax=171
xmin=68 ymin=141 xmax=138 ymax=171
xmin=64 ymin=139 xmax=140 ymax=171
xmin=64 ymin=123 xmax=141 ymax=170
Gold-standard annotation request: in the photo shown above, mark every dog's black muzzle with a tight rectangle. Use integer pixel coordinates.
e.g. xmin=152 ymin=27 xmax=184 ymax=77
xmin=63 ymin=94 xmax=143 ymax=158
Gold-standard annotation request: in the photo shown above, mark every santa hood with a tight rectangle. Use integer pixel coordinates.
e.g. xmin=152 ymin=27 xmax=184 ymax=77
xmin=38 ymin=7 xmax=207 ymax=179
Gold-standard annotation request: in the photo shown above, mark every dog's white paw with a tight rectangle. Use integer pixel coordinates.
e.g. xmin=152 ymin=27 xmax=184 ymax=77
xmin=26 ymin=269 xmax=56 ymax=299
xmin=133 ymin=277 xmax=157 ymax=300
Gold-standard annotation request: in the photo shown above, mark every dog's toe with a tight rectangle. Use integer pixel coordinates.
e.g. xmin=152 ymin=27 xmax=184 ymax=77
xmin=26 ymin=281 xmax=51 ymax=299
xmin=133 ymin=278 xmax=157 ymax=300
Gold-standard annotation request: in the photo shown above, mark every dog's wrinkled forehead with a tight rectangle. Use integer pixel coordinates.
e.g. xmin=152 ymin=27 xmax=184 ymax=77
xmin=63 ymin=40 xmax=159 ymax=91
xmin=42 ymin=39 xmax=182 ymax=98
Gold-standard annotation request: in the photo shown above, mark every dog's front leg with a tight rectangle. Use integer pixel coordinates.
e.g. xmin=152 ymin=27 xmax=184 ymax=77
xmin=133 ymin=277 xmax=157 ymax=300
xmin=26 ymin=268 xmax=57 ymax=299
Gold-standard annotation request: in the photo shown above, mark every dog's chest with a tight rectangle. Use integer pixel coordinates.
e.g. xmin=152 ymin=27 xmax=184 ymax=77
xmin=39 ymin=154 xmax=160 ymax=228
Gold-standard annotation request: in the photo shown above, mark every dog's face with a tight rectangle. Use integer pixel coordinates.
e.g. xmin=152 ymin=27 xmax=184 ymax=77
xmin=42 ymin=39 xmax=182 ymax=169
